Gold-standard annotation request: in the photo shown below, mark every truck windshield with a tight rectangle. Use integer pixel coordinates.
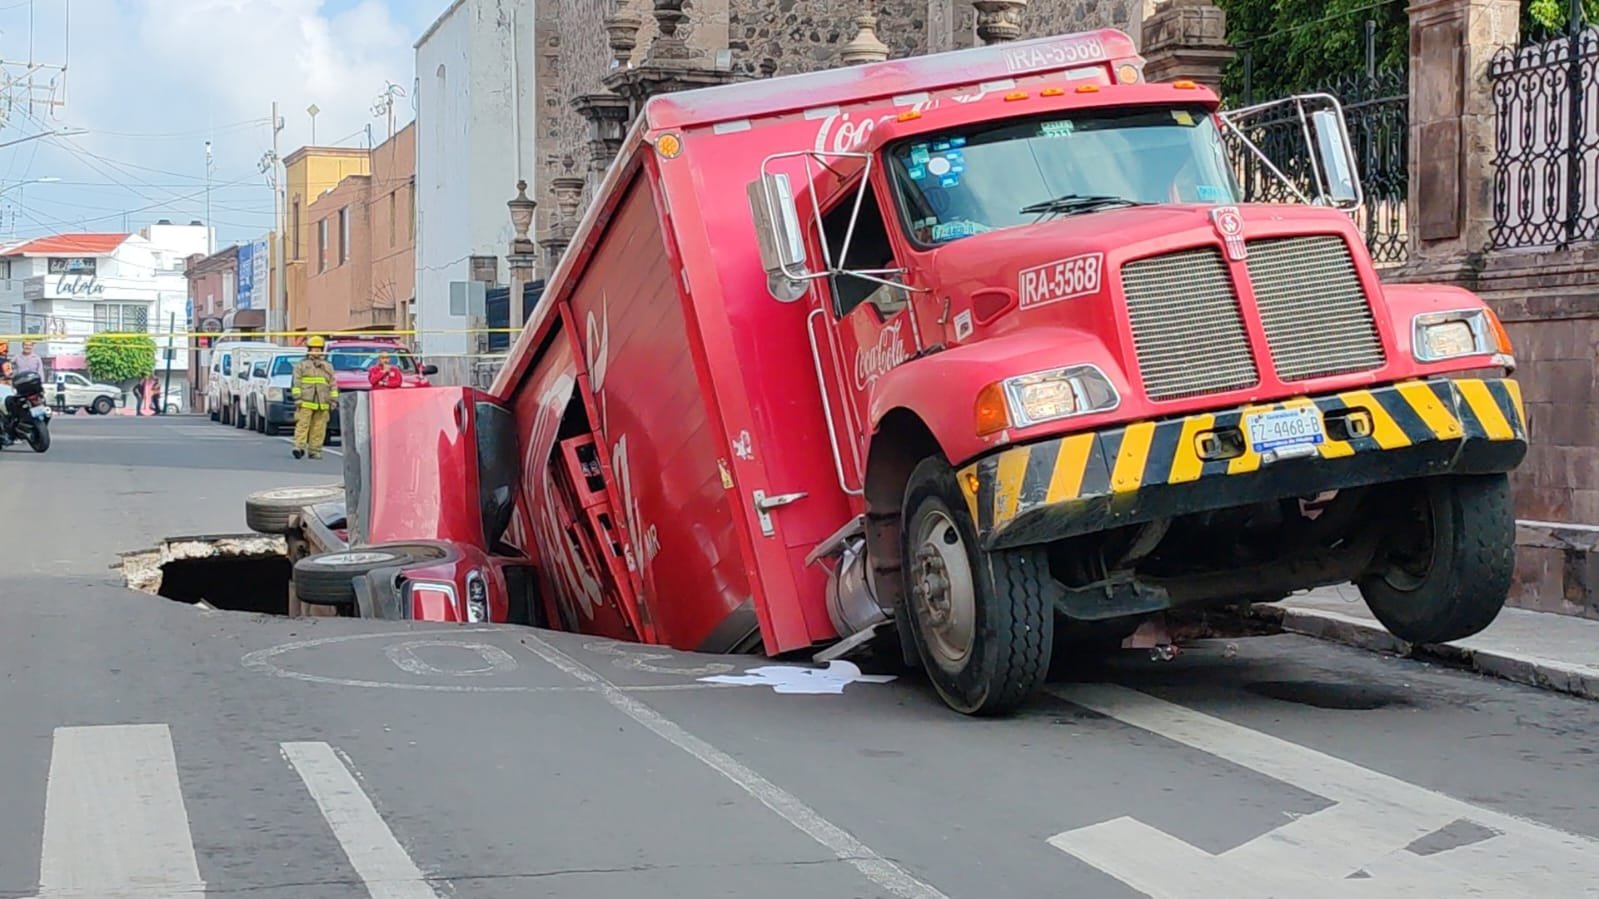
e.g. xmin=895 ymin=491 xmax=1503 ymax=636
xmin=886 ymin=105 xmax=1239 ymax=246
xmin=270 ymin=356 xmax=304 ymax=376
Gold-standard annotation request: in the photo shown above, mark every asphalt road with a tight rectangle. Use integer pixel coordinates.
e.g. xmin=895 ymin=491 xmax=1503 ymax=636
xmin=2 ymin=414 xmax=1598 ymax=898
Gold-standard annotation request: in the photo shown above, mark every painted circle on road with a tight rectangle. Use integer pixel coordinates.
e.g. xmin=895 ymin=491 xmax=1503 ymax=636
xmin=383 ymin=639 xmax=520 ymax=677
xmin=241 ymin=629 xmax=571 ymax=693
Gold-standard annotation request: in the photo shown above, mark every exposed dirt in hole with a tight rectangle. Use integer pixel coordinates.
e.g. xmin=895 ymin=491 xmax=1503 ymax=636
xmin=120 ymin=534 xmax=292 ymax=616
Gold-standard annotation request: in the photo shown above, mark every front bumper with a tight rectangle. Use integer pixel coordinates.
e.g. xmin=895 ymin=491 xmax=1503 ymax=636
xmin=959 ymin=377 xmax=1528 ymax=551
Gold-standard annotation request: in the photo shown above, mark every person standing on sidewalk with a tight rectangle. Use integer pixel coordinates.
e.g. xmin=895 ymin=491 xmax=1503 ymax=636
xmin=132 ymin=374 xmax=147 ymax=416
xmin=12 ymin=341 xmax=42 ymax=378
xmin=367 ymin=351 xmax=402 ymax=390
xmin=290 ymin=336 xmax=338 ymax=459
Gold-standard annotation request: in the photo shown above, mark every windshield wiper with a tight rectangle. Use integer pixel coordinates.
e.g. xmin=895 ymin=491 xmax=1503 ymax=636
xmin=1019 ymin=194 xmax=1145 ymax=216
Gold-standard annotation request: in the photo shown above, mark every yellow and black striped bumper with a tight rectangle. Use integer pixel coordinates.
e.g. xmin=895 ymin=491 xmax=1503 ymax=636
xmin=958 ymin=377 xmax=1527 ymax=550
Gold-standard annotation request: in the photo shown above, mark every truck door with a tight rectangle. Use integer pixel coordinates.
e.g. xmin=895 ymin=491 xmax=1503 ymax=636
xmin=806 ymin=177 xmax=917 ymax=492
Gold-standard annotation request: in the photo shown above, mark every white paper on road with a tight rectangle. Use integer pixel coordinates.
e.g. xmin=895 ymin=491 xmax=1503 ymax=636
xmin=699 ymin=659 xmax=898 ymax=694
xmin=1047 ymin=684 xmax=1599 ymax=897
xmin=36 ymin=724 xmax=206 ymax=897
xmin=283 ymin=741 xmax=443 ymax=899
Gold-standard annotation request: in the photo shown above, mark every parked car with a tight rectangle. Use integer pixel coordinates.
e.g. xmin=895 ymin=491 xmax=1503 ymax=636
xmin=51 ymin=372 xmax=121 ymax=415
xmin=206 ymin=340 xmax=280 ymax=425
xmin=250 ymin=349 xmax=307 ymax=436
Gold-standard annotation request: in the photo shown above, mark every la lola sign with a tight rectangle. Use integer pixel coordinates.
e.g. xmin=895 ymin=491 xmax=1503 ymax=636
xmin=55 ymin=274 xmax=105 ymax=296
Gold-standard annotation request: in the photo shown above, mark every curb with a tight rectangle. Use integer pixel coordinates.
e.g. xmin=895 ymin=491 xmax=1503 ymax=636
xmin=1249 ymin=603 xmax=1599 ymax=703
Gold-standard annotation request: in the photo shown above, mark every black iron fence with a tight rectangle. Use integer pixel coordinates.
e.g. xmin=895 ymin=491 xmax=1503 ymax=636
xmin=1488 ymin=21 xmax=1599 ymax=250
xmin=1223 ymin=67 xmax=1411 ymax=266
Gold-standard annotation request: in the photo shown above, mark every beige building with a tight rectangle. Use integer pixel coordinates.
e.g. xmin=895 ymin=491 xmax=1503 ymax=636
xmin=294 ymin=124 xmax=417 ymax=335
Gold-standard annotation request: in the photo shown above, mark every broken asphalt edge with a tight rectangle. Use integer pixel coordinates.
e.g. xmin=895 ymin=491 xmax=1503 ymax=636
xmin=1247 ymin=603 xmax=1599 ymax=703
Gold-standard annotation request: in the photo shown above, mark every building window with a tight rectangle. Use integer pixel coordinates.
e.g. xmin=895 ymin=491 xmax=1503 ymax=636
xmin=318 ymin=218 xmax=328 ymax=273
xmin=93 ymin=303 xmax=149 ymax=333
xmin=339 ymin=207 xmax=350 ymax=265
xmin=389 ymin=192 xmax=397 ymax=247
xmin=292 ymin=199 xmax=302 ymax=260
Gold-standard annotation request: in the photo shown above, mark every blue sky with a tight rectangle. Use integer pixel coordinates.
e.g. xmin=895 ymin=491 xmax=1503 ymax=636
xmin=0 ymin=0 xmax=433 ymax=252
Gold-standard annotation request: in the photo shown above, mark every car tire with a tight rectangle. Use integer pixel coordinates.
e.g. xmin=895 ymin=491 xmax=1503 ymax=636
xmin=294 ymin=544 xmax=451 ymax=606
xmin=234 ymin=403 xmax=246 ymax=429
xmin=1358 ymin=474 xmax=1515 ymax=645
xmin=899 ymin=456 xmax=1055 ymax=716
xmin=244 ymin=484 xmax=346 ymax=535
xmin=92 ymin=396 xmax=114 ymax=416
xmin=209 ymin=405 xmax=219 ymax=421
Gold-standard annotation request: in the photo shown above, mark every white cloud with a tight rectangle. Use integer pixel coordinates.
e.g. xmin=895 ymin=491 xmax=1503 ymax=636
xmin=0 ymin=0 xmax=421 ymax=245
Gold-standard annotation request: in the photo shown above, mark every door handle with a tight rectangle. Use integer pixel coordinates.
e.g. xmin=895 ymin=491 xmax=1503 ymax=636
xmin=752 ymin=489 xmax=807 ymax=537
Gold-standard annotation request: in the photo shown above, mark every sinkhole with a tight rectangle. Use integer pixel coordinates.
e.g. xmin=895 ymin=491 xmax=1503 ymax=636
xmin=120 ymin=534 xmax=294 ymax=616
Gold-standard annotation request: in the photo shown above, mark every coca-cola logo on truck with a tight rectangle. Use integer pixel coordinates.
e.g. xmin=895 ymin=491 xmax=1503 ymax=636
xmin=854 ymin=321 xmax=910 ymax=390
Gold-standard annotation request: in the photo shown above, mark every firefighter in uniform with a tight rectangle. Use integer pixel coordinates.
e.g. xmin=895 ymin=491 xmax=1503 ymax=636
xmin=290 ymin=336 xmax=338 ymax=459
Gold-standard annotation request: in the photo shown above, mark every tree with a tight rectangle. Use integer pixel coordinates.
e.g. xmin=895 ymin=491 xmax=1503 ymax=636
xmin=1524 ymin=0 xmax=1599 ymax=38
xmin=85 ymin=333 xmax=157 ymax=383
xmin=1217 ymin=0 xmax=1409 ymax=101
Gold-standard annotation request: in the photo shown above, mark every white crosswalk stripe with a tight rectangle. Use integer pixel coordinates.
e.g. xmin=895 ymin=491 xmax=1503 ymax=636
xmin=19 ymin=725 xmax=441 ymax=899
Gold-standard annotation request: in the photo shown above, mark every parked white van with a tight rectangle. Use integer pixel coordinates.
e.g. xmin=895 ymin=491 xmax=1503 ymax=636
xmin=243 ymin=348 xmax=305 ymax=434
xmin=205 ymin=340 xmax=277 ymax=425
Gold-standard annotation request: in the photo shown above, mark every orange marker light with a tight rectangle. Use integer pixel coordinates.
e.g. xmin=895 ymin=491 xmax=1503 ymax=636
xmin=1173 ymin=79 xmax=1198 ymax=90
xmin=974 ymin=383 xmax=1010 ymax=436
xmin=1075 ymin=83 xmax=1100 ymax=93
xmin=656 ymin=133 xmax=683 ymax=158
xmin=1004 ymin=91 xmax=1029 ymax=101
xmin=1040 ymin=86 xmax=1065 ymax=97
xmin=1488 ymin=308 xmax=1514 ymax=354
xmin=897 ymin=109 xmax=922 ymax=121
xmin=1118 ymin=64 xmax=1141 ymax=84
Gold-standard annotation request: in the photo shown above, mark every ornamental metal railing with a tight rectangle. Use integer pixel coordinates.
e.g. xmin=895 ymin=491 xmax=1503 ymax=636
xmin=1488 ymin=20 xmax=1599 ymax=250
xmin=1223 ymin=67 xmax=1411 ymax=266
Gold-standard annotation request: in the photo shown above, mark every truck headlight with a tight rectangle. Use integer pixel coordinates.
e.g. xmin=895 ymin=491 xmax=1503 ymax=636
xmin=975 ymin=364 xmax=1120 ymax=435
xmin=465 ymin=571 xmax=488 ymax=623
xmin=267 ymin=387 xmax=285 ymax=402
xmin=1413 ymin=308 xmax=1515 ymax=368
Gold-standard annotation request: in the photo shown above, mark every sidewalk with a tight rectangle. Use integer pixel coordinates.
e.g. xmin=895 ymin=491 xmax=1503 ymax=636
xmin=1253 ymin=585 xmax=1599 ymax=702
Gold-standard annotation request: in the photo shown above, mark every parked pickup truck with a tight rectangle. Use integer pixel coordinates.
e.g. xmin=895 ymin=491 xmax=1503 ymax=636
xmin=249 ymin=29 xmax=1527 ymax=715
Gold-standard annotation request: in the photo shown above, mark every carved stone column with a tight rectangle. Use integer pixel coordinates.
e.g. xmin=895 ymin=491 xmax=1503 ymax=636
xmin=538 ymin=155 xmax=588 ymax=270
xmin=839 ymin=6 xmax=891 ymax=65
xmin=605 ymin=10 xmax=643 ymax=71
xmin=603 ymin=0 xmax=741 ymax=110
xmin=1140 ymin=0 xmax=1233 ymax=91
xmin=646 ymin=0 xmax=695 ymax=62
xmin=973 ymin=0 xmax=1027 ymax=44
xmin=570 ymin=92 xmax=633 ymax=178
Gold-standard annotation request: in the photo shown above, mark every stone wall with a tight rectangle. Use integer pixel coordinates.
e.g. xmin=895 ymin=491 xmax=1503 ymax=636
xmin=534 ymin=0 xmax=1151 ymax=240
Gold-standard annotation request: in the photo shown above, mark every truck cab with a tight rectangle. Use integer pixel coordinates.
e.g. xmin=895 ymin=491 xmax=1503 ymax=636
xmin=747 ymin=70 xmax=1525 ymax=713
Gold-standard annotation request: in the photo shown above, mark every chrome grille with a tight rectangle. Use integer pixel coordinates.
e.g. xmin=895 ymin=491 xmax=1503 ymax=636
xmin=1121 ymin=248 xmax=1259 ymax=401
xmin=1246 ymin=235 xmax=1386 ymax=381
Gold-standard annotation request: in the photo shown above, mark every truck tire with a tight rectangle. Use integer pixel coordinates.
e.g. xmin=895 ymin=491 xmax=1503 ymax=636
xmin=294 ymin=544 xmax=451 ymax=606
xmin=1358 ymin=474 xmax=1514 ymax=645
xmin=244 ymin=484 xmax=345 ymax=535
xmin=234 ymin=401 xmax=246 ymax=429
xmin=900 ymin=456 xmax=1054 ymax=715
xmin=92 ymin=396 xmax=114 ymax=416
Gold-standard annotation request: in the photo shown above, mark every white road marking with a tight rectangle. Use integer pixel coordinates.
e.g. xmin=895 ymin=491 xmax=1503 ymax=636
xmin=282 ymin=741 xmax=443 ymax=899
xmin=383 ymin=639 xmax=520 ymax=677
xmin=518 ymin=633 xmax=949 ymax=899
xmin=1047 ymin=684 xmax=1599 ymax=896
xmin=35 ymin=724 xmax=205 ymax=898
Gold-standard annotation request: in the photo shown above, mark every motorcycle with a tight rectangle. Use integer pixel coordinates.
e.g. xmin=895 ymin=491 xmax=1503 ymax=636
xmin=0 ymin=370 xmax=52 ymax=453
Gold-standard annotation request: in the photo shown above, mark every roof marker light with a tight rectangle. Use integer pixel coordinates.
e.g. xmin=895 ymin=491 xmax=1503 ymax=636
xmin=1004 ymin=91 xmax=1029 ymax=101
xmin=655 ymin=133 xmax=683 ymax=158
xmin=897 ymin=109 xmax=922 ymax=122
xmin=1040 ymin=87 xmax=1065 ymax=97
xmin=1118 ymin=64 xmax=1141 ymax=84
xmin=1075 ymin=84 xmax=1100 ymax=93
xmin=1173 ymin=79 xmax=1198 ymax=90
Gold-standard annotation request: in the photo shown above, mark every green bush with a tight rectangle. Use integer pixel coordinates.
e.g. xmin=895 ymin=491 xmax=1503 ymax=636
xmin=85 ymin=333 xmax=157 ymax=383
xmin=1526 ymin=0 xmax=1599 ymax=35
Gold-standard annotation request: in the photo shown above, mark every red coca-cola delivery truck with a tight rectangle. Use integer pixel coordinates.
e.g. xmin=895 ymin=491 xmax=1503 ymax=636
xmin=263 ymin=28 xmax=1527 ymax=715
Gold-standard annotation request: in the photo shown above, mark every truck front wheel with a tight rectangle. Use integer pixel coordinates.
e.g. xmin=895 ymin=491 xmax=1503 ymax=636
xmin=901 ymin=457 xmax=1054 ymax=716
xmin=1358 ymin=474 xmax=1515 ymax=645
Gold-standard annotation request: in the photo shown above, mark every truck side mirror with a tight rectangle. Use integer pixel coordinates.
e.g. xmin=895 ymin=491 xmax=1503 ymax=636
xmin=422 ymin=364 xmax=439 ymax=376
xmin=746 ymin=174 xmax=811 ymax=303
xmin=1310 ymin=108 xmax=1360 ymax=208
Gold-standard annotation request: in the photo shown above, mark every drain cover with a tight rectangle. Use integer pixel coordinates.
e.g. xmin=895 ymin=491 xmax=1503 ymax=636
xmin=1243 ymin=679 xmax=1407 ymax=710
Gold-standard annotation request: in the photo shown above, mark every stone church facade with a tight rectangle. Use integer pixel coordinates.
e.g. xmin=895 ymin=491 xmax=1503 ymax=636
xmin=531 ymin=0 xmax=1156 ymax=267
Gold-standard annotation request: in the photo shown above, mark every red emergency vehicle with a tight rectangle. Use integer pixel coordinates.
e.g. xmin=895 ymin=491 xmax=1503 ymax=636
xmin=269 ymin=29 xmax=1527 ymax=715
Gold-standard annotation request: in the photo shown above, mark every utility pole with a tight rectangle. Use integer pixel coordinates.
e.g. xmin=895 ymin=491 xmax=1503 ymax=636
xmin=271 ymin=101 xmax=286 ymax=335
xmin=203 ymin=140 xmax=213 ymax=255
xmin=162 ymin=312 xmax=176 ymax=415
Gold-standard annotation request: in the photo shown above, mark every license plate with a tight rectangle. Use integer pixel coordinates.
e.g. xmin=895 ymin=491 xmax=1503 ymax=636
xmin=30 ymin=406 xmax=48 ymax=420
xmin=1243 ymin=406 xmax=1325 ymax=454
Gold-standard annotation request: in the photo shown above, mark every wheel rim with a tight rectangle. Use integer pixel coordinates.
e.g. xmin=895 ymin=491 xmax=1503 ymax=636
xmin=1382 ymin=489 xmax=1436 ymax=592
xmin=910 ymin=508 xmax=977 ymax=673
xmin=317 ymin=551 xmax=396 ymax=566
